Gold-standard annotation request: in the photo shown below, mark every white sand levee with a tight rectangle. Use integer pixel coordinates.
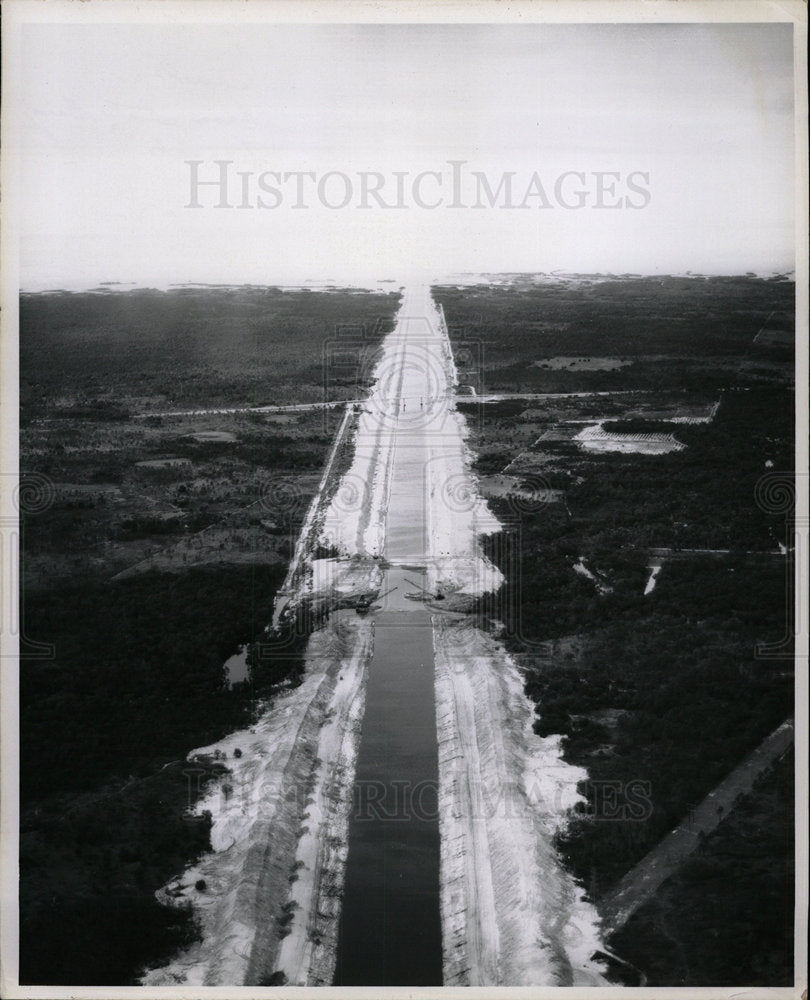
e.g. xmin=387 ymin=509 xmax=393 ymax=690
xmin=141 ymin=285 xmax=608 ymax=986
xmin=322 ymin=286 xmax=608 ymax=985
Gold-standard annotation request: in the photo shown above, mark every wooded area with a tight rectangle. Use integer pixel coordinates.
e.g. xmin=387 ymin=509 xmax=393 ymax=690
xmin=444 ymin=275 xmax=795 ymax=985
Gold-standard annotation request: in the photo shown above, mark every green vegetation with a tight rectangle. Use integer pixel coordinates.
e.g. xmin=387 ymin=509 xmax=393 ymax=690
xmin=19 ymin=565 xmax=309 ymax=984
xmin=610 ymin=753 xmax=794 ymax=986
xmin=19 ymin=286 xmax=401 ymax=984
xmin=18 ymin=277 xmax=795 ymax=984
xmin=21 ymin=766 xmax=212 ymax=985
xmin=20 ymin=286 xmax=400 ymax=594
xmin=22 ymin=566 xmax=297 ymax=800
xmin=435 ymin=275 xmax=793 ymax=394
xmin=21 ymin=286 xmax=400 ymax=419
xmin=20 ymin=406 xmax=340 ymax=590
xmin=446 ymin=275 xmax=795 ymax=985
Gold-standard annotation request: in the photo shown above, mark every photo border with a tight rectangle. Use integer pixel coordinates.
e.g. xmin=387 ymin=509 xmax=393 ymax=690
xmin=1 ymin=2 xmax=807 ymax=998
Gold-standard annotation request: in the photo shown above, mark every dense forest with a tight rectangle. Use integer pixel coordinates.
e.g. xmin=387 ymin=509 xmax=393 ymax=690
xmin=434 ymin=275 xmax=793 ymax=394
xmin=18 ymin=286 xmax=402 ymax=983
xmin=21 ymin=285 xmax=400 ymax=418
xmin=17 ymin=278 xmax=795 ymax=985
xmin=463 ymin=386 xmax=793 ymax=558
xmin=609 ymin=751 xmax=794 ymax=986
xmin=19 ymin=565 xmax=310 ymax=983
xmin=449 ymin=275 xmax=795 ymax=985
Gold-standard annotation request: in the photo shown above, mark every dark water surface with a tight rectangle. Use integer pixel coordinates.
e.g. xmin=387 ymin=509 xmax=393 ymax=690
xmin=335 ymin=303 xmax=446 ymax=984
xmin=333 ymin=571 xmax=443 ymax=985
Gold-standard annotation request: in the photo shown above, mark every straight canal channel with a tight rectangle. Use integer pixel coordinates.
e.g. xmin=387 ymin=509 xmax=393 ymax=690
xmin=332 ymin=569 xmax=442 ymax=985
xmin=334 ymin=304 xmax=446 ymax=984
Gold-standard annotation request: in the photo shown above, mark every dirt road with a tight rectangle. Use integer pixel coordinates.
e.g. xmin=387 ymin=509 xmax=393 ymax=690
xmin=600 ymin=718 xmax=795 ymax=936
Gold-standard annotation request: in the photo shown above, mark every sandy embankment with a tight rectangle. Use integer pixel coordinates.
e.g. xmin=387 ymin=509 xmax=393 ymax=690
xmin=318 ymin=345 xmax=398 ymax=564
xmin=144 ymin=284 xmax=607 ymax=988
xmin=141 ymin=616 xmax=372 ymax=986
xmin=428 ymin=299 xmax=607 ymax=986
xmin=143 ymin=293 xmax=413 ymax=987
xmin=270 ymin=619 xmax=372 ymax=985
xmin=433 ymin=618 xmax=608 ymax=986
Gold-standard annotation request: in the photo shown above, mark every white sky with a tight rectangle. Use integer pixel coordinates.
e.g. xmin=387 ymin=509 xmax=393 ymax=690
xmin=15 ymin=20 xmax=795 ymax=288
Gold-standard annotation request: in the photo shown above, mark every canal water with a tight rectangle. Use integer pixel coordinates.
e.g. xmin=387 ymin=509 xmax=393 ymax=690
xmin=333 ymin=570 xmax=442 ymax=985
xmin=334 ymin=300 xmax=445 ymax=985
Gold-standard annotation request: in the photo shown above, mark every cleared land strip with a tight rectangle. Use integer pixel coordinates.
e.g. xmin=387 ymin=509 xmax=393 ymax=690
xmin=128 ymin=390 xmax=652 ymax=422
xmin=599 ymin=718 xmax=794 ymax=937
xmin=131 ymin=400 xmax=361 ymax=419
xmin=272 ymin=402 xmax=355 ymax=626
xmin=475 ymin=391 xmax=658 ymax=402
xmin=141 ymin=617 xmax=373 ymax=986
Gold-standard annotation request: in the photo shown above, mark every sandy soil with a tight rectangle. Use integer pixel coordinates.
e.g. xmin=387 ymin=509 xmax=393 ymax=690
xmin=643 ymin=563 xmax=662 ymax=595
xmin=140 ymin=616 xmax=372 ymax=986
xmin=433 ymin=618 xmax=608 ymax=986
xmin=272 ymin=618 xmax=372 ymax=985
xmin=575 ymin=423 xmax=685 ymax=454
xmin=317 ymin=287 xmax=606 ymax=986
xmin=573 ymin=557 xmax=613 ymax=596
xmin=143 ymin=286 xmax=610 ymax=987
xmin=317 ymin=287 xmax=502 ymax=601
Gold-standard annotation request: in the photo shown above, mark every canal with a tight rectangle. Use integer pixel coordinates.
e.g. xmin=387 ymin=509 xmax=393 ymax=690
xmin=333 ymin=570 xmax=442 ymax=985
xmin=334 ymin=302 xmax=445 ymax=985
